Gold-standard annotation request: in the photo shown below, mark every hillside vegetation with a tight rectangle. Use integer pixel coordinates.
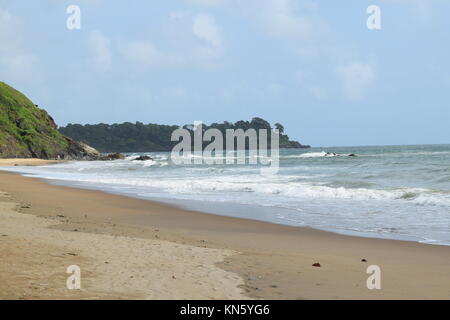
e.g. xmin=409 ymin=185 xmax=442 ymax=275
xmin=0 ymin=82 xmax=98 ymax=159
xmin=59 ymin=118 xmax=310 ymax=153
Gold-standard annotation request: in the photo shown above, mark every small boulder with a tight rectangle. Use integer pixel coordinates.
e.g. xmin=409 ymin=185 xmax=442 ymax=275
xmin=312 ymin=262 xmax=321 ymax=267
xmin=133 ymin=155 xmax=153 ymax=161
xmin=107 ymin=153 xmax=126 ymax=160
xmin=348 ymin=153 xmax=357 ymax=157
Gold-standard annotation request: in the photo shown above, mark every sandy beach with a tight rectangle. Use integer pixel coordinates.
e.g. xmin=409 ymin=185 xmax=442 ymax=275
xmin=0 ymin=159 xmax=65 ymax=166
xmin=0 ymin=160 xmax=449 ymax=300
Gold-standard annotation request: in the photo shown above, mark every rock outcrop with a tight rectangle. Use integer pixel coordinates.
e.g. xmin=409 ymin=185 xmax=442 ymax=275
xmin=63 ymin=138 xmax=102 ymax=160
xmin=102 ymin=153 xmax=126 ymax=160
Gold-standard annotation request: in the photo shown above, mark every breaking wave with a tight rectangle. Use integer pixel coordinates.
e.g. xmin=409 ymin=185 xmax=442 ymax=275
xmin=2 ymin=144 xmax=450 ymax=245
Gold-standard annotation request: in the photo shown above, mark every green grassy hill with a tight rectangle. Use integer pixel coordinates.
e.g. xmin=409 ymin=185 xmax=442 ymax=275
xmin=0 ymin=81 xmax=98 ymax=159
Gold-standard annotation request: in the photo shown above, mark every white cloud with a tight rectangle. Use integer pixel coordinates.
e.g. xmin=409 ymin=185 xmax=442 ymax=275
xmin=165 ymin=11 xmax=225 ymax=64
xmin=187 ymin=0 xmax=326 ymax=43
xmin=193 ymin=13 xmax=222 ymax=48
xmin=336 ymin=62 xmax=375 ymax=101
xmin=118 ymin=11 xmax=224 ymax=70
xmin=235 ymin=0 xmax=329 ymax=66
xmin=88 ymin=31 xmax=111 ymax=72
xmin=263 ymin=0 xmax=314 ymax=39
xmin=192 ymin=13 xmax=223 ymax=59
xmin=387 ymin=0 xmax=445 ymax=23
xmin=121 ymin=41 xmax=162 ymax=67
xmin=239 ymin=0 xmax=326 ymax=42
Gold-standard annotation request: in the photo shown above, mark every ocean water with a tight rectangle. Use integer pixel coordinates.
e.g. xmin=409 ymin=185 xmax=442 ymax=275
xmin=2 ymin=144 xmax=450 ymax=245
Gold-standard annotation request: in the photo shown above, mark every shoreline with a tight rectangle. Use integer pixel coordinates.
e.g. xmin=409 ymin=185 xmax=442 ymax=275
xmin=0 ymin=166 xmax=450 ymax=299
xmin=2 ymin=167 xmax=442 ymax=246
xmin=4 ymin=162 xmax=447 ymax=247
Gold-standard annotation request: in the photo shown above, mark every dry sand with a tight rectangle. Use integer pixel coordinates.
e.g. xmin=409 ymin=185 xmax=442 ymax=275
xmin=0 ymin=190 xmax=246 ymax=300
xmin=0 ymin=161 xmax=449 ymax=300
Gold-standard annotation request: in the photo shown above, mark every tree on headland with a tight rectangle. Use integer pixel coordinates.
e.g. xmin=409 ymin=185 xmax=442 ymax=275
xmin=274 ymin=123 xmax=284 ymax=134
xmin=59 ymin=117 xmax=310 ymax=153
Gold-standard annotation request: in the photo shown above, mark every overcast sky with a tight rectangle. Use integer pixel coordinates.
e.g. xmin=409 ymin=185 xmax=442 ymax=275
xmin=1 ymin=0 xmax=449 ymax=146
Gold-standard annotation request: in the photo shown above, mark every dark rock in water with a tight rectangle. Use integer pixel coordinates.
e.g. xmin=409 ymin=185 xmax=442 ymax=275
xmin=133 ymin=155 xmax=153 ymax=161
xmin=312 ymin=262 xmax=321 ymax=267
xmin=324 ymin=152 xmax=357 ymax=157
xmin=361 ymin=258 xmax=367 ymax=262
